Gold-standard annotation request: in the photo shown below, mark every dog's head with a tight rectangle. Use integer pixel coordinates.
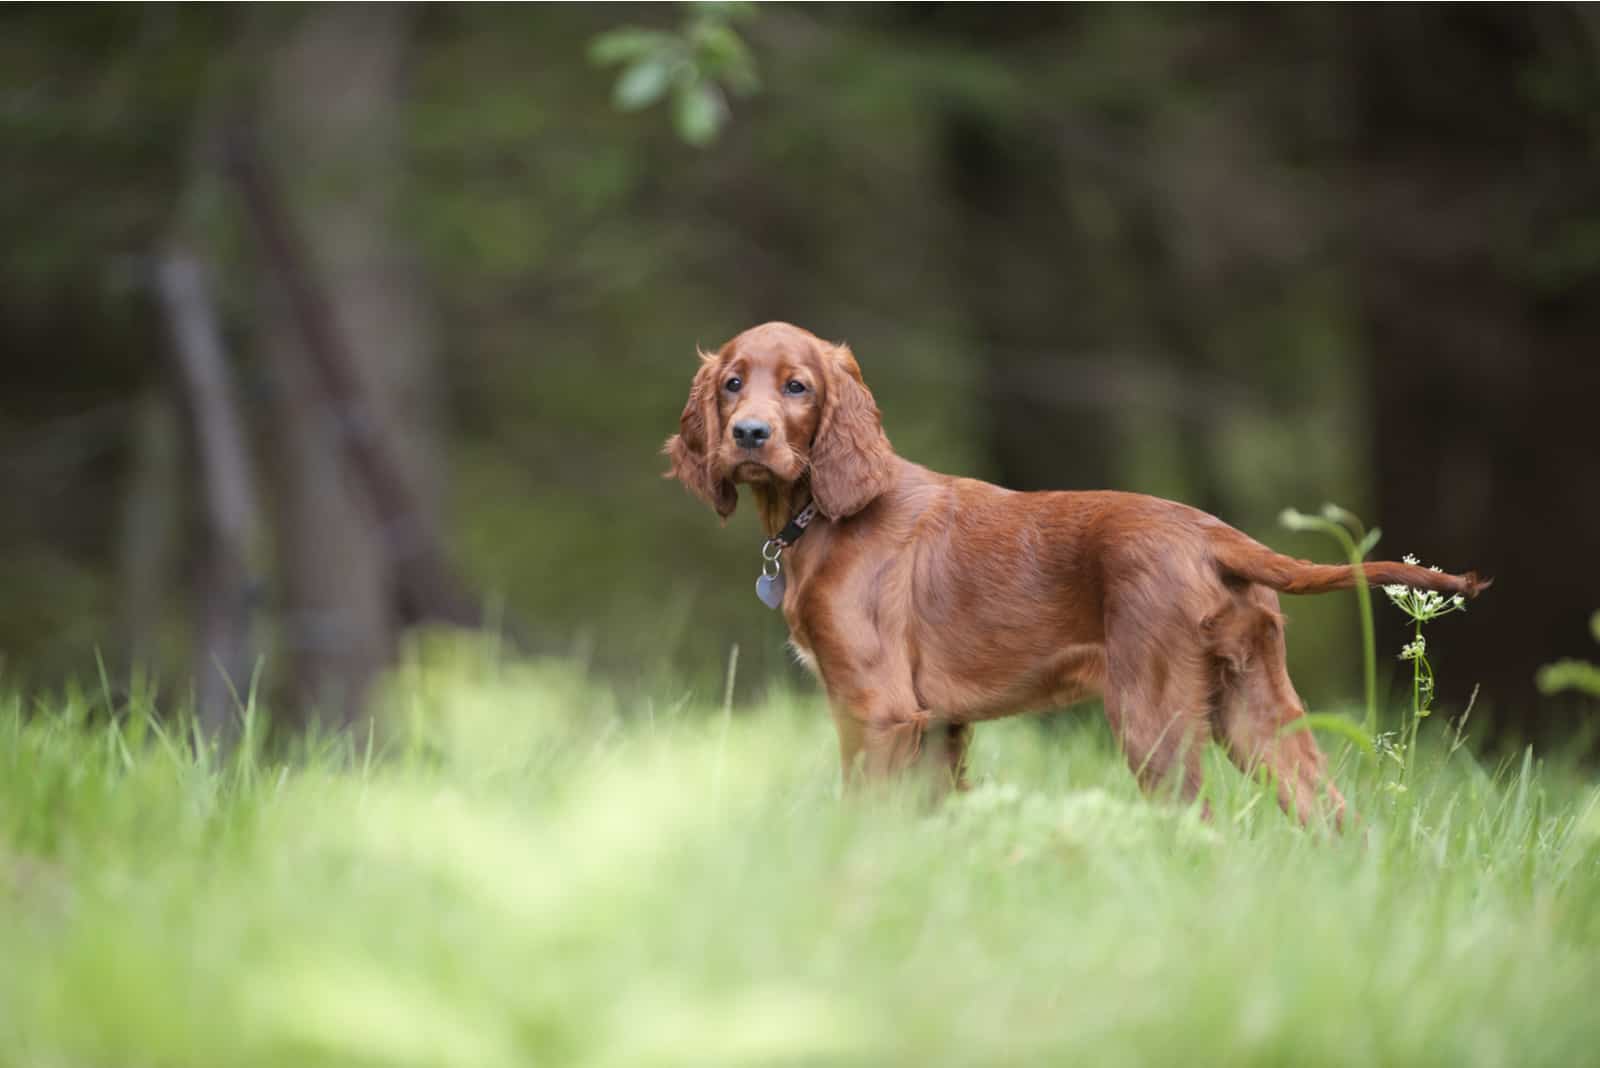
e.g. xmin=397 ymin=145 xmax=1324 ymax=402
xmin=663 ymin=322 xmax=895 ymax=521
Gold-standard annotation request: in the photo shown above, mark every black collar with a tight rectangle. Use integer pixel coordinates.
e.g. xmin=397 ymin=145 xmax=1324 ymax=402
xmin=755 ymin=499 xmax=818 ymax=610
xmin=772 ymin=500 xmax=819 ymax=549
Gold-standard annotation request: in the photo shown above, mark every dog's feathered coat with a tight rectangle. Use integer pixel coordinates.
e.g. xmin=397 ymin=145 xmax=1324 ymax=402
xmin=666 ymin=322 xmax=1487 ymax=822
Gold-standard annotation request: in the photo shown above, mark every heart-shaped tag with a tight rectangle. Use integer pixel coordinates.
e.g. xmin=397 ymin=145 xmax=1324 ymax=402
xmin=755 ymin=571 xmax=785 ymax=610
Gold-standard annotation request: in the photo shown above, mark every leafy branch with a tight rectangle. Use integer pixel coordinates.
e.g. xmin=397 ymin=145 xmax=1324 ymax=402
xmin=590 ymin=3 xmax=760 ymax=146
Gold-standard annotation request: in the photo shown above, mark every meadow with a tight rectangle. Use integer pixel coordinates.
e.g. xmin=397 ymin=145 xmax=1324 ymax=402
xmin=3 ymin=638 xmax=1598 ymax=1067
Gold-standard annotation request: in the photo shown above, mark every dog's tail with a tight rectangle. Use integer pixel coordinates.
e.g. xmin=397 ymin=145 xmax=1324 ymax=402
xmin=1211 ymin=530 xmax=1490 ymax=599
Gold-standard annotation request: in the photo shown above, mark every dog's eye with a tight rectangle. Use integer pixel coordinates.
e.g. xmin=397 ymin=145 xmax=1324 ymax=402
xmin=725 ymin=376 xmax=742 ymax=393
xmin=784 ymin=379 xmax=808 ymax=395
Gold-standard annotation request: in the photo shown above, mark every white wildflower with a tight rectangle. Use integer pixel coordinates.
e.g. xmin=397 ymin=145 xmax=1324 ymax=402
xmin=1398 ymin=635 xmax=1426 ymax=661
xmin=1452 ymin=594 xmax=1466 ymax=608
xmin=1402 ymin=553 xmax=1420 ymax=566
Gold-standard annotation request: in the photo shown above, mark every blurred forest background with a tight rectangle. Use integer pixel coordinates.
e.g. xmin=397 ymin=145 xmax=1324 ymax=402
xmin=2 ymin=3 xmax=1597 ymax=747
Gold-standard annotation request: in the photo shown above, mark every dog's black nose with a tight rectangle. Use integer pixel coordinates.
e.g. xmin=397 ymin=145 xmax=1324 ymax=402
xmin=732 ymin=419 xmax=771 ymax=449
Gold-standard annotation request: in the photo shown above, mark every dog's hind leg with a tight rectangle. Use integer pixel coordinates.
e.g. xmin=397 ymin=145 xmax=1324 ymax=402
xmin=1212 ymin=588 xmax=1349 ymax=829
xmin=1102 ymin=607 xmax=1214 ymax=811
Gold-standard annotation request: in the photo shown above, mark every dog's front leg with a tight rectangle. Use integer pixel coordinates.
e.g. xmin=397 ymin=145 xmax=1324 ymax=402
xmin=861 ymin=710 xmax=930 ymax=779
xmin=815 ymin=627 xmax=932 ymax=792
xmin=826 ymin=693 xmax=929 ymax=787
xmin=831 ymin=708 xmax=866 ymax=787
xmin=832 ymin=699 xmax=961 ymax=802
xmin=931 ymin=722 xmax=974 ymax=792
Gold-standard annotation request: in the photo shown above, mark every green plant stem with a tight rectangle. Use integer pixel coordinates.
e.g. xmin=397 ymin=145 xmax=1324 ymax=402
xmin=1403 ymin=618 xmax=1422 ymax=788
xmin=1276 ymin=507 xmax=1381 ymax=747
xmin=1413 ymin=619 xmax=1421 ymax=722
xmin=1352 ymin=547 xmax=1377 ymax=739
xmin=1326 ymin=523 xmax=1378 ymax=739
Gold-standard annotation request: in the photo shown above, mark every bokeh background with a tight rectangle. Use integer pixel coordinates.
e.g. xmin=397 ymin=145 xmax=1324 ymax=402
xmin=3 ymin=4 xmax=1597 ymax=745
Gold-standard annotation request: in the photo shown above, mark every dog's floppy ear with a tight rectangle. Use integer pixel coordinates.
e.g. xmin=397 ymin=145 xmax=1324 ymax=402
xmin=809 ymin=343 xmax=895 ymax=520
xmin=663 ymin=349 xmax=737 ymax=519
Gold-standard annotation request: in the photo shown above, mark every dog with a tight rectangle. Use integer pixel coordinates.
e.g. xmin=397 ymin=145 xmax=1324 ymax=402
xmin=665 ymin=322 xmax=1487 ymax=822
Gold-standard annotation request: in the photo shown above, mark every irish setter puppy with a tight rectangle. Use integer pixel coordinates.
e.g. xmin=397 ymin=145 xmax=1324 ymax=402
xmin=665 ymin=322 xmax=1487 ymax=823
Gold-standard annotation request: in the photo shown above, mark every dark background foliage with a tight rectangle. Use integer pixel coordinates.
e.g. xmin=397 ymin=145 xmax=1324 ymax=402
xmin=2 ymin=3 xmax=1596 ymax=745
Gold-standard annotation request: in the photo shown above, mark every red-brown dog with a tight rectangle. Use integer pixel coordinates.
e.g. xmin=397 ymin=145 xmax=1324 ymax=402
xmin=665 ymin=322 xmax=1487 ymax=822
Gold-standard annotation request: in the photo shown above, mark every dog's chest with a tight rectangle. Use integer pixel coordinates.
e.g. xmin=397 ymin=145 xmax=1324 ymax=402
xmin=781 ymin=596 xmax=821 ymax=677
xmin=787 ymin=635 xmax=821 ymax=677
xmin=774 ymin=544 xmax=825 ymax=679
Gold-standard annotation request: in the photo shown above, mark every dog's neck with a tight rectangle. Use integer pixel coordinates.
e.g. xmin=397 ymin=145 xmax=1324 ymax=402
xmin=751 ymin=479 xmax=814 ymax=540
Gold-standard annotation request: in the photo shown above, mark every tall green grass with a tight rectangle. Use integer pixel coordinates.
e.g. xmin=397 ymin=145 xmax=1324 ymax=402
xmin=3 ymin=641 xmax=1598 ymax=1066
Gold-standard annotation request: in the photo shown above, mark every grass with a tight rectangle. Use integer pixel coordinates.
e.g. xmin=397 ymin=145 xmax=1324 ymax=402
xmin=3 ymin=639 xmax=1599 ymax=1067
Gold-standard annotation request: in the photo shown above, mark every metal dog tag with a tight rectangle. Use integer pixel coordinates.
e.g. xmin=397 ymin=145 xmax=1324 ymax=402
xmin=755 ymin=570 xmax=785 ymax=610
xmin=756 ymin=537 xmax=787 ymax=610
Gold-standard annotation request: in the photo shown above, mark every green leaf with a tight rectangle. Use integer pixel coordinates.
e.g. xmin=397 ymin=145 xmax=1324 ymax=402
xmin=673 ymin=82 xmax=725 ymax=146
xmin=588 ymin=29 xmax=674 ymax=67
xmin=1356 ymin=526 xmax=1382 ymax=560
xmin=1280 ymin=713 xmax=1376 ymax=759
xmin=614 ymin=58 xmax=674 ymax=111
xmin=691 ymin=21 xmax=744 ymax=64
xmin=1536 ymin=659 xmax=1600 ymax=698
xmin=691 ymin=23 xmax=759 ymax=92
xmin=1278 ymin=508 xmax=1316 ymax=532
xmin=1320 ymin=502 xmax=1364 ymax=535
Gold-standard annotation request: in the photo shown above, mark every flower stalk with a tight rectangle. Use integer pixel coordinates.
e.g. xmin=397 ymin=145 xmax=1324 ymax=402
xmin=1384 ymin=554 xmax=1467 ymax=785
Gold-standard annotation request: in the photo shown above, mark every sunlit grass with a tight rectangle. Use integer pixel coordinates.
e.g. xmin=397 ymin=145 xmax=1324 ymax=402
xmin=3 ymin=641 xmax=1598 ymax=1066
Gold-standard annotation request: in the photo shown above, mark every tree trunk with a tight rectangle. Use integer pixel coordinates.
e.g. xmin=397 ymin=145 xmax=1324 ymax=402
xmin=116 ymin=388 xmax=180 ymax=681
xmin=157 ymin=249 xmax=261 ymax=742
xmin=255 ymin=4 xmax=439 ymax=730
